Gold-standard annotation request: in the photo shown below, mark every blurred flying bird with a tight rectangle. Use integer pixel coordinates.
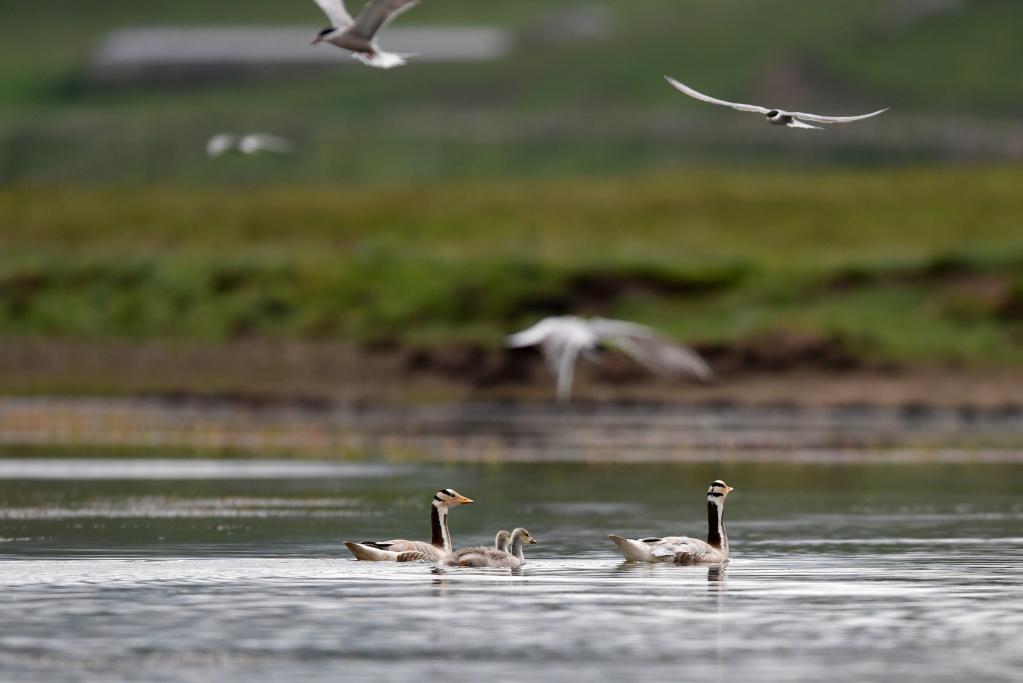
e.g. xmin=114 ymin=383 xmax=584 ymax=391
xmin=664 ymin=76 xmax=889 ymax=130
xmin=238 ymin=133 xmax=295 ymax=155
xmin=505 ymin=316 xmax=713 ymax=403
xmin=206 ymin=133 xmax=294 ymax=157
xmin=206 ymin=133 xmax=238 ymax=157
xmin=310 ymin=0 xmax=419 ymax=69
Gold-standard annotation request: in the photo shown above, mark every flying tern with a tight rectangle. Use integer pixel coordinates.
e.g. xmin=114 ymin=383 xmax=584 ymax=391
xmin=311 ymin=0 xmax=419 ymax=69
xmin=664 ymin=75 xmax=889 ymax=130
xmin=506 ymin=316 xmax=712 ymax=403
xmin=206 ymin=133 xmax=294 ymax=157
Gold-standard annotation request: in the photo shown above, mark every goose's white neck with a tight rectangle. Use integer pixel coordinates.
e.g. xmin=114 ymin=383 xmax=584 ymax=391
xmin=430 ymin=503 xmax=452 ymax=551
xmin=707 ymin=497 xmax=728 ymax=555
xmin=508 ymin=530 xmax=530 ymax=559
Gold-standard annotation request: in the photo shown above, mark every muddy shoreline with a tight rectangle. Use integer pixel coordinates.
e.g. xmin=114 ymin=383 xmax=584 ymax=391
xmin=1 ymin=337 xmax=1022 ymax=410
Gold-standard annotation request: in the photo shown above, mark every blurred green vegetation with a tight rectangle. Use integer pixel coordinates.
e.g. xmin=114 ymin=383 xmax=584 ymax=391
xmin=3 ymin=167 xmax=1023 ymax=364
xmin=0 ymin=1 xmax=1021 ymax=182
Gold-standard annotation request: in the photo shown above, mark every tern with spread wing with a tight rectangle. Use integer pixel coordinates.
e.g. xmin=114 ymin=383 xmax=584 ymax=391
xmin=505 ymin=316 xmax=712 ymax=403
xmin=310 ymin=0 xmax=419 ymax=69
xmin=664 ymin=76 xmax=888 ymax=130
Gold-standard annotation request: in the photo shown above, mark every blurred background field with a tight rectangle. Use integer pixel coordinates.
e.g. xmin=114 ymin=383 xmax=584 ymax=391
xmin=1 ymin=0 xmax=1022 ymax=402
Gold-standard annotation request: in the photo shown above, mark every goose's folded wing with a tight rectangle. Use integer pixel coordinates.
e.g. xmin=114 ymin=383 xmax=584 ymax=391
xmin=351 ymin=0 xmax=419 ymax=40
xmin=649 ymin=537 xmax=712 ymax=558
xmin=664 ymin=76 xmax=770 ymax=114
xmin=313 ymin=0 xmax=354 ymax=28
xmin=395 ymin=550 xmax=435 ymax=562
xmin=589 ymin=319 xmax=713 ymax=381
xmin=789 ymin=108 xmax=889 ymax=124
xmin=382 ymin=540 xmax=442 ymax=556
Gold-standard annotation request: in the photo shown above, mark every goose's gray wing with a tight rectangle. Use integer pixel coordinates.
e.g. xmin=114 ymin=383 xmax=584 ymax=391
xmin=351 ymin=0 xmax=419 ymax=40
xmin=588 ymin=318 xmax=713 ymax=381
xmin=789 ymin=108 xmax=889 ymax=124
xmin=664 ymin=76 xmax=770 ymax=114
xmin=313 ymin=0 xmax=354 ymax=28
xmin=650 ymin=537 xmax=721 ymax=563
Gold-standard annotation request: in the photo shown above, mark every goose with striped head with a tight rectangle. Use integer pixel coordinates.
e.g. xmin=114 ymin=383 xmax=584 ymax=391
xmin=442 ymin=528 xmax=537 ymax=568
xmin=344 ymin=488 xmax=473 ymax=561
xmin=609 ymin=480 xmax=734 ymax=564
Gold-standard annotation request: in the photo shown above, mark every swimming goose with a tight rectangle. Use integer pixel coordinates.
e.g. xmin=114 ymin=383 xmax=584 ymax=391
xmin=443 ymin=528 xmax=536 ymax=568
xmin=609 ymin=480 xmax=734 ymax=564
xmin=344 ymin=488 xmax=473 ymax=561
xmin=397 ymin=528 xmax=513 ymax=562
xmin=664 ymin=76 xmax=888 ymax=130
xmin=506 ymin=315 xmax=712 ymax=403
xmin=310 ymin=0 xmax=419 ymax=69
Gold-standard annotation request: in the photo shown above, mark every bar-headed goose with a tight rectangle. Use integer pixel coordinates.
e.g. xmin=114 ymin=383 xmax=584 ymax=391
xmin=344 ymin=488 xmax=473 ymax=561
xmin=609 ymin=480 xmax=734 ymax=564
xmin=494 ymin=529 xmax=511 ymax=552
xmin=442 ymin=528 xmax=536 ymax=568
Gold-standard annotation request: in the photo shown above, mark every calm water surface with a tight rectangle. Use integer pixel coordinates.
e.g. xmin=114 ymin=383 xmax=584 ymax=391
xmin=1 ymin=457 xmax=1021 ymax=682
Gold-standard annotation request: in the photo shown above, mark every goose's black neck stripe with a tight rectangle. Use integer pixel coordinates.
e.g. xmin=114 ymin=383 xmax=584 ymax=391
xmin=706 ymin=500 xmax=722 ymax=549
xmin=430 ymin=503 xmax=450 ymax=550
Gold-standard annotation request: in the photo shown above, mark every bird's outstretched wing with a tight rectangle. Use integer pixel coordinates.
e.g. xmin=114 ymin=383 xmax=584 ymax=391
xmin=789 ymin=108 xmax=889 ymax=124
xmin=787 ymin=119 xmax=822 ymax=130
xmin=588 ymin=318 xmax=713 ymax=382
xmin=240 ymin=133 xmax=294 ymax=155
xmin=313 ymin=0 xmax=355 ymax=28
xmin=206 ymin=133 xmax=236 ymax=157
xmin=664 ymin=76 xmax=769 ymax=114
xmin=351 ymin=0 xmax=419 ymax=40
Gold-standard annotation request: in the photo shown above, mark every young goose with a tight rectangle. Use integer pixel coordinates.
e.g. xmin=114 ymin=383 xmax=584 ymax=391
xmin=443 ymin=528 xmax=536 ymax=568
xmin=609 ymin=480 xmax=734 ymax=564
xmin=397 ymin=528 xmax=513 ymax=562
xmin=344 ymin=488 xmax=473 ymax=562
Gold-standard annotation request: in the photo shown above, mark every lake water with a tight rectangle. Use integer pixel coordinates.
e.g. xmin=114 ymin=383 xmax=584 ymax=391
xmin=1 ymin=456 xmax=1021 ymax=681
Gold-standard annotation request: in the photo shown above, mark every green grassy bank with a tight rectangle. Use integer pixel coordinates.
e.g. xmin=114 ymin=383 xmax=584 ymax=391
xmin=3 ymin=167 xmax=1023 ymax=368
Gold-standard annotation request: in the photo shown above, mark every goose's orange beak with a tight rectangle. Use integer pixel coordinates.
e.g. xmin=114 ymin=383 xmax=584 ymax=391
xmin=455 ymin=494 xmax=474 ymax=505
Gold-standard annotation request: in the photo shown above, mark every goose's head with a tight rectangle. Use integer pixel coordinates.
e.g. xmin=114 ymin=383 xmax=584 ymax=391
xmin=433 ymin=488 xmax=474 ymax=508
xmin=707 ymin=480 xmax=734 ymax=500
xmin=495 ymin=529 xmax=512 ymax=551
xmin=510 ymin=528 xmax=537 ymax=545
xmin=311 ymin=27 xmax=335 ymax=45
xmin=766 ymin=110 xmax=783 ymax=122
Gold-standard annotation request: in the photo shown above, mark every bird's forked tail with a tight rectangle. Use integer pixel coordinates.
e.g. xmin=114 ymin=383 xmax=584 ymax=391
xmin=353 ymin=50 xmax=409 ymax=69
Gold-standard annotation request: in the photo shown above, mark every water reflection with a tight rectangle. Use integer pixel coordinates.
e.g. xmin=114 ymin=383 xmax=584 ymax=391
xmin=707 ymin=564 xmax=726 ymax=588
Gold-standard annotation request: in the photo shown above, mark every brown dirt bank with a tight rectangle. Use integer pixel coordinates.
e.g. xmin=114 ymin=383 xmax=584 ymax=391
xmin=1 ymin=337 xmax=1021 ymax=409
